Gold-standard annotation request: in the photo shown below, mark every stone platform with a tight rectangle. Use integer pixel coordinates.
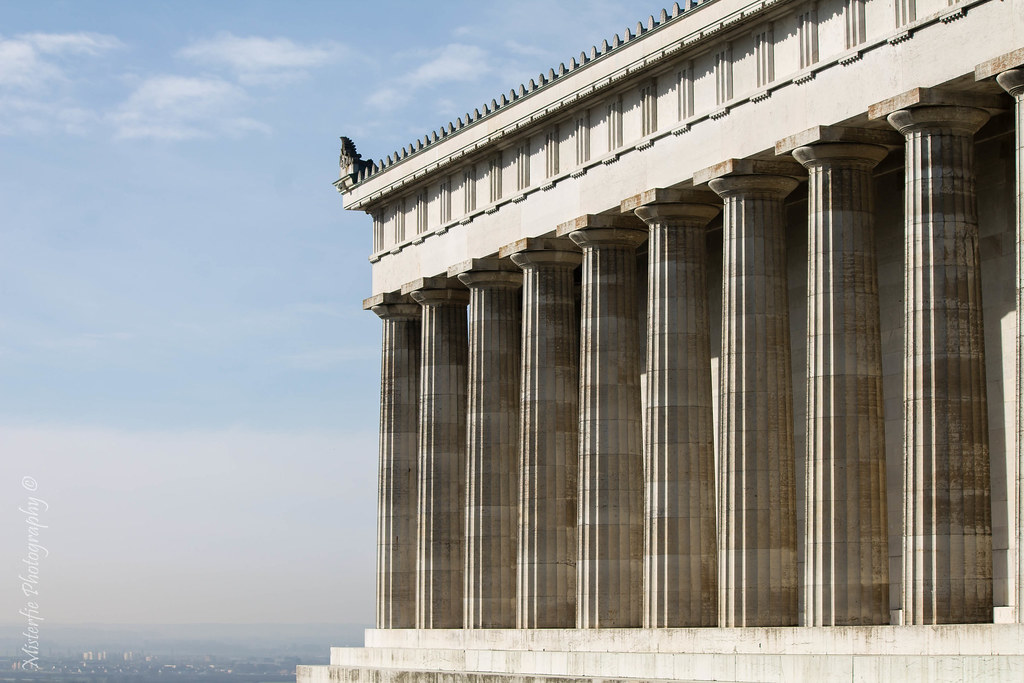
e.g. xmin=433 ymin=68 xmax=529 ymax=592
xmin=296 ymin=625 xmax=1024 ymax=682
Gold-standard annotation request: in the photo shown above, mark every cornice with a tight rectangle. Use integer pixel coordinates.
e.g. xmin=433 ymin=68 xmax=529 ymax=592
xmin=337 ymin=0 xmax=802 ymax=209
xmin=355 ymin=0 xmax=1003 ymax=266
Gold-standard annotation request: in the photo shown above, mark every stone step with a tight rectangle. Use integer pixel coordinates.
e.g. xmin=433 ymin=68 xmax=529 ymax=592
xmin=300 ymin=625 xmax=1024 ymax=682
xmin=297 ymin=666 xmax=694 ymax=683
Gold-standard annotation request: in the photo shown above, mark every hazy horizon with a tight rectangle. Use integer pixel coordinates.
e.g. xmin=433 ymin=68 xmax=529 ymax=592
xmin=0 ymin=621 xmax=368 ymax=661
xmin=1 ymin=0 xmax=664 ymax=639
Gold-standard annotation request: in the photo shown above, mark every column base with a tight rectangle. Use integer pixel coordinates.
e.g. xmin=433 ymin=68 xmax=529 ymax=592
xmin=994 ymin=606 xmax=1017 ymax=623
xmin=297 ymin=625 xmax=1024 ymax=682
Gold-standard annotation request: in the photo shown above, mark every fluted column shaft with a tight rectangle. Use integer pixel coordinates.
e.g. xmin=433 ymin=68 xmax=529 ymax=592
xmin=793 ymin=143 xmax=890 ymax=626
xmin=510 ymin=245 xmax=582 ymax=628
xmin=458 ymin=267 xmax=522 ymax=629
xmin=371 ymin=301 xmax=421 ymax=629
xmin=410 ymin=285 xmax=470 ymax=629
xmin=997 ymin=68 xmax=1024 ymax=625
xmin=709 ymin=173 xmax=800 ymax=627
xmin=568 ymin=224 xmax=647 ymax=629
xmin=633 ymin=195 xmax=720 ymax=627
xmin=888 ymin=104 xmax=992 ymax=625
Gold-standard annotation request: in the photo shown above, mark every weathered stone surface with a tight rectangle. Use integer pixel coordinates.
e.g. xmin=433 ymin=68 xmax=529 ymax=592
xmin=298 ymin=624 xmax=1024 ymax=682
xmin=625 ymin=189 xmax=720 ymax=627
xmin=565 ymin=219 xmax=647 ymax=629
xmin=995 ymin=67 xmax=1024 ymax=625
xmin=455 ymin=261 xmax=523 ymax=629
xmin=507 ymin=239 xmax=582 ymax=629
xmin=370 ymin=297 xmax=421 ymax=629
xmin=408 ymin=281 xmax=470 ymax=629
xmin=336 ymin=2 xmax=1024 ymax=675
xmin=976 ymin=47 xmax=1024 ymax=81
xmin=704 ymin=168 xmax=800 ymax=627
xmin=791 ymin=141 xmax=890 ymax=626
xmin=886 ymin=104 xmax=993 ymax=625
xmin=867 ymin=87 xmax=1005 ymax=120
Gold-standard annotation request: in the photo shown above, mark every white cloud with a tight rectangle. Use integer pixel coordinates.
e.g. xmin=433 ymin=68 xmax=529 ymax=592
xmin=105 ymin=33 xmax=345 ymax=139
xmin=125 ymin=74 xmax=241 ymax=111
xmin=0 ymin=38 xmax=61 ymax=87
xmin=179 ymin=33 xmax=344 ymax=85
xmin=366 ymin=87 xmax=409 ymax=110
xmin=434 ymin=97 xmax=457 ymax=114
xmin=366 ymin=42 xmax=490 ymax=111
xmin=111 ymin=74 xmax=270 ymax=140
xmin=0 ymin=32 xmax=121 ymax=89
xmin=0 ymin=31 xmax=330 ymax=140
xmin=0 ymin=94 xmax=97 ymax=135
xmin=0 ymin=32 xmax=120 ymax=135
xmin=503 ymin=39 xmax=552 ymax=59
xmin=408 ymin=43 xmax=488 ymax=85
xmin=20 ymin=32 xmax=123 ymax=56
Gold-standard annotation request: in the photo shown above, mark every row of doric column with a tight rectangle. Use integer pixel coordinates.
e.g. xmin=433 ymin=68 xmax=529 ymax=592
xmin=1001 ymin=65 xmax=1024 ymax=631
xmin=632 ymin=190 xmax=720 ymax=628
xmin=509 ymin=241 xmax=580 ymax=628
xmin=795 ymin=140 xmax=890 ymax=628
xmin=367 ymin=77 xmax=1024 ymax=630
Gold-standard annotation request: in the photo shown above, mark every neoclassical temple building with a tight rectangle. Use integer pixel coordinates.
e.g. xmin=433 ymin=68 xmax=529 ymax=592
xmin=299 ymin=0 xmax=1024 ymax=680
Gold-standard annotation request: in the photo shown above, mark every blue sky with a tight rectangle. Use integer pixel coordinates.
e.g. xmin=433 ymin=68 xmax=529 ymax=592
xmin=0 ymin=0 xmax=663 ymax=627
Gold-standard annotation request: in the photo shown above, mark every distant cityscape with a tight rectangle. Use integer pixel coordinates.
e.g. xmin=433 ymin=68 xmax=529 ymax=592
xmin=0 ymin=623 xmax=366 ymax=683
xmin=1 ymin=650 xmax=299 ymax=682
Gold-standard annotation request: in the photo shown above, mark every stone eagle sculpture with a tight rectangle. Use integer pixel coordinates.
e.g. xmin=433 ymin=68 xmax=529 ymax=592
xmin=337 ymin=136 xmax=370 ymax=191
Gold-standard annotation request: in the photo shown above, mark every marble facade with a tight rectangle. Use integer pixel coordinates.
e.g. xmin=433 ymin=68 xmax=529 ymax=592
xmin=302 ymin=0 xmax=1024 ymax=680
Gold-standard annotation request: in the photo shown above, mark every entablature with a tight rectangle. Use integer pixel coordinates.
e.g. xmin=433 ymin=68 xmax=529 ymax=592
xmin=339 ymin=0 xmax=793 ymax=207
xmin=345 ymin=0 xmax=1013 ymax=282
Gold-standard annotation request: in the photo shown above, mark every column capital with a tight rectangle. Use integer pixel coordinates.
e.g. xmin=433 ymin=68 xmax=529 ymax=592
xmin=996 ymin=69 xmax=1024 ymax=99
xmin=886 ymin=105 xmax=990 ymax=137
xmin=977 ymin=47 xmax=1024 ymax=97
xmin=775 ymin=125 xmax=902 ymax=155
xmin=364 ymin=292 xmax=422 ymax=320
xmin=456 ymin=270 xmax=523 ymax=289
xmin=621 ymin=188 xmax=721 ymax=226
xmin=707 ymin=174 xmax=800 ymax=200
xmin=868 ymin=86 xmax=1005 ymax=120
xmin=401 ymin=276 xmax=470 ymax=306
xmin=975 ymin=47 xmax=1024 ymax=82
xmin=500 ymin=237 xmax=582 ymax=270
xmin=449 ymin=257 xmax=522 ymax=289
xmin=791 ymin=142 xmax=889 ymax=169
xmin=693 ymin=157 xmax=804 ymax=187
xmin=556 ymin=213 xmax=647 ymax=249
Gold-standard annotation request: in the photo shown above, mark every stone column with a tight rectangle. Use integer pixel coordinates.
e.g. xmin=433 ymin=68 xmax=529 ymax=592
xmin=880 ymin=99 xmax=993 ymax=625
xmin=501 ymin=238 xmax=582 ymax=629
xmin=365 ymin=293 xmax=421 ymax=629
xmin=978 ymin=54 xmax=1024 ymax=623
xmin=404 ymin=276 xmax=470 ymax=629
xmin=451 ymin=259 xmax=522 ymax=629
xmin=995 ymin=64 xmax=1024 ymax=627
xmin=695 ymin=158 xmax=802 ymax=627
xmin=558 ymin=214 xmax=647 ymax=629
xmin=779 ymin=128 xmax=899 ymax=626
xmin=622 ymin=189 xmax=720 ymax=627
